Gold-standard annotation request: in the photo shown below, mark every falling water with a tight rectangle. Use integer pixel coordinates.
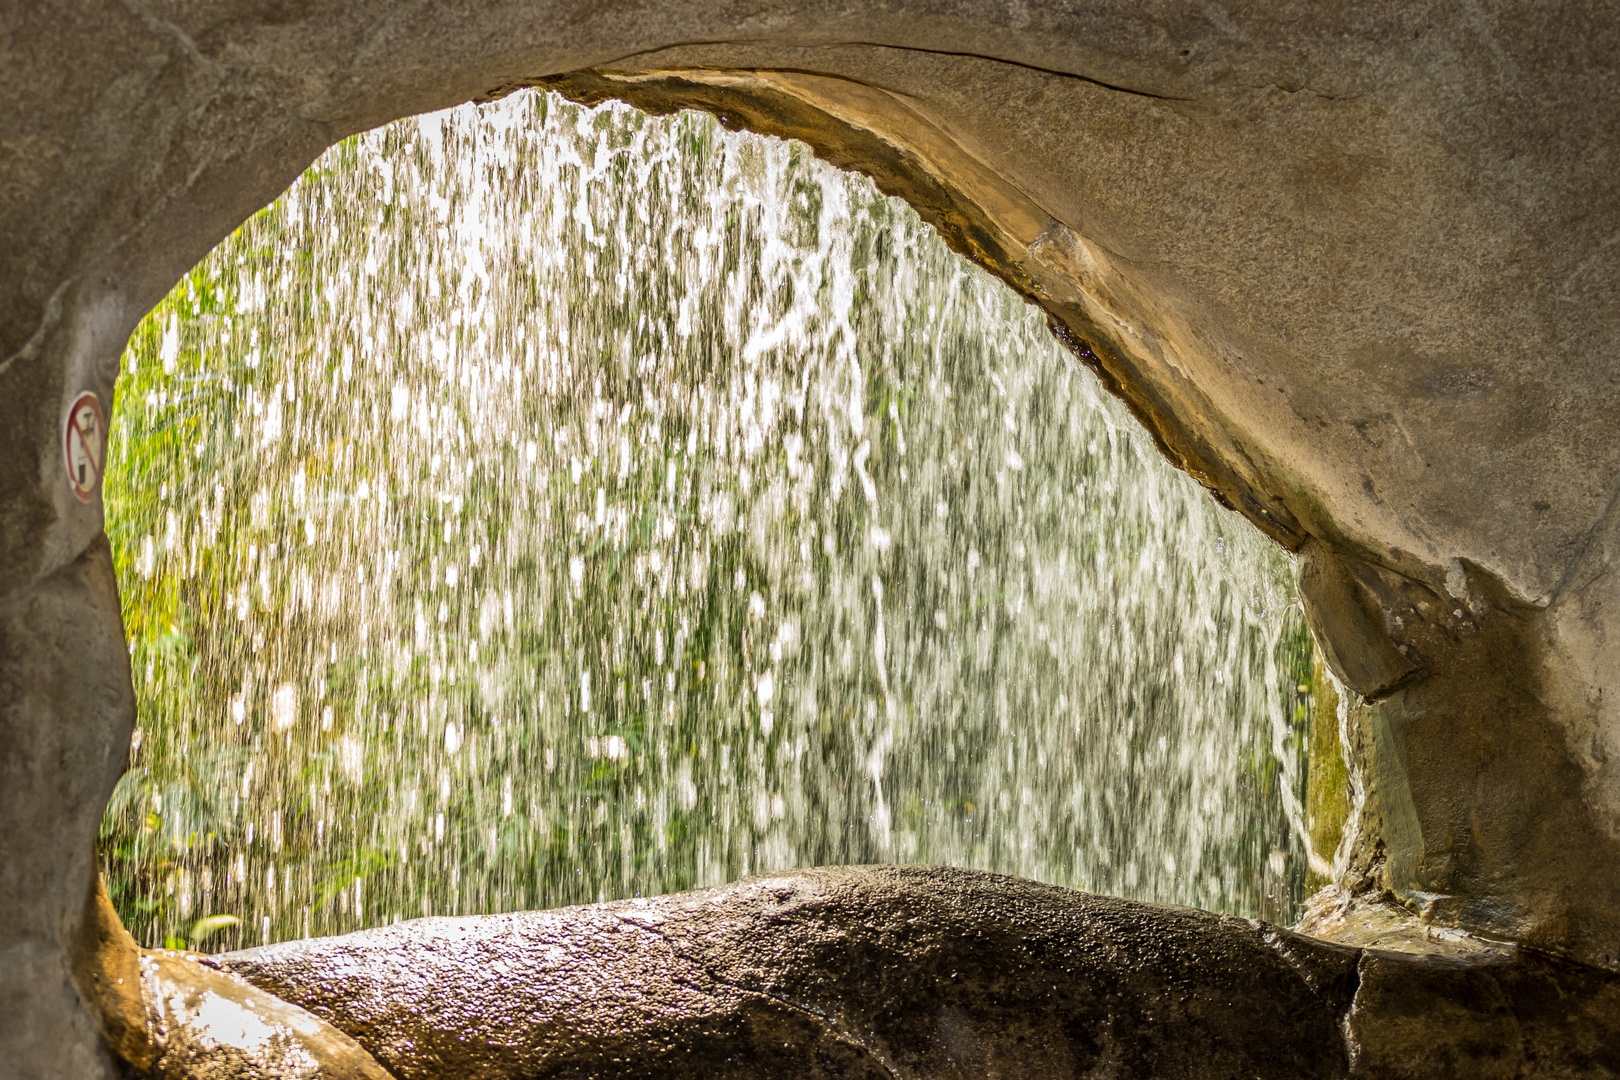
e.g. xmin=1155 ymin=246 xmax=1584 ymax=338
xmin=101 ymin=91 xmax=1315 ymax=953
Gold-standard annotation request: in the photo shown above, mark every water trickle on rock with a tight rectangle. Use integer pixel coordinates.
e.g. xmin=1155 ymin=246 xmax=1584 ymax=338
xmin=102 ymin=91 xmax=1316 ymax=952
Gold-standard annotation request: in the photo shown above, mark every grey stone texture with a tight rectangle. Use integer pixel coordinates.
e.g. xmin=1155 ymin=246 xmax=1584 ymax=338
xmin=4 ymin=1 xmax=1620 ymax=1075
xmin=0 ymin=538 xmax=136 ymax=1079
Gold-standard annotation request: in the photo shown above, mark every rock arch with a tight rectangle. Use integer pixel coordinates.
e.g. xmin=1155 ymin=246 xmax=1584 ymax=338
xmin=4 ymin=3 xmax=1619 ymax=1075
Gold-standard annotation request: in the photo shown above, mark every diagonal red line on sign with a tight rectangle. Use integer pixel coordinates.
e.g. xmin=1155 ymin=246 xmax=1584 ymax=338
xmin=68 ymin=405 xmax=105 ymax=489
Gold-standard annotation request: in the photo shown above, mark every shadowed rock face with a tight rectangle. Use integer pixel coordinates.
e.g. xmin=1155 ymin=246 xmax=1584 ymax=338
xmin=0 ymin=537 xmax=134 ymax=1077
xmin=201 ymin=867 xmax=1620 ymax=1080
xmin=6 ymin=3 xmax=1620 ymax=1075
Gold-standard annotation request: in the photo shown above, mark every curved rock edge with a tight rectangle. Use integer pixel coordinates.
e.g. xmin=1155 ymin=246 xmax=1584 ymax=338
xmin=178 ymin=866 xmax=1620 ymax=1079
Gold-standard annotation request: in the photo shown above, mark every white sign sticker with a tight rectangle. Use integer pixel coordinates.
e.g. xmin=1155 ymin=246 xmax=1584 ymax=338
xmin=63 ymin=391 xmax=106 ymax=503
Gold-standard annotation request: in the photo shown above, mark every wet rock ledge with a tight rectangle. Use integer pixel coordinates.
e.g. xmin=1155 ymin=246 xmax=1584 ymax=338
xmin=124 ymin=866 xmax=1620 ymax=1079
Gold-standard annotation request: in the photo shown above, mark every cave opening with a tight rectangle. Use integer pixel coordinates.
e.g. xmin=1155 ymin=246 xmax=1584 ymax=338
xmin=99 ymin=89 xmax=1322 ymax=957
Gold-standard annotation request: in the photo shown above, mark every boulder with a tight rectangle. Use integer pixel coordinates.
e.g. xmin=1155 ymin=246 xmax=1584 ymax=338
xmin=203 ymin=867 xmax=1620 ymax=1079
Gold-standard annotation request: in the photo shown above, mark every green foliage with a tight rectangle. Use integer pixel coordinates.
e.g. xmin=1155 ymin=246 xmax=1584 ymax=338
xmin=101 ymin=89 xmax=1316 ymax=953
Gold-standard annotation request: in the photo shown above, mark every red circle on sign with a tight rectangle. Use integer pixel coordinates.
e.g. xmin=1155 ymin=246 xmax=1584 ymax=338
xmin=63 ymin=391 xmax=106 ymax=503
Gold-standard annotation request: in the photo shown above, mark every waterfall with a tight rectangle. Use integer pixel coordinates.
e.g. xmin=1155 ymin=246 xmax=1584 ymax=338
xmin=102 ymin=90 xmax=1313 ymax=953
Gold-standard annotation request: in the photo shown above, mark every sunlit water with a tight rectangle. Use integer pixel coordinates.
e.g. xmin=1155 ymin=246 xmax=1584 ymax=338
xmin=103 ymin=91 xmax=1313 ymax=952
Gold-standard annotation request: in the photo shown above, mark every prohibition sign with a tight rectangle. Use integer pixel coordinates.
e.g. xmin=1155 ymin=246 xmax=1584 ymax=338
xmin=63 ymin=391 xmax=106 ymax=503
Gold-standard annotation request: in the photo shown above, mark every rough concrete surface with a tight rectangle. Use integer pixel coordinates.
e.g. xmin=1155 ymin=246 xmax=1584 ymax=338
xmin=0 ymin=536 xmax=135 ymax=1079
xmin=5 ymin=2 xmax=1620 ymax=1076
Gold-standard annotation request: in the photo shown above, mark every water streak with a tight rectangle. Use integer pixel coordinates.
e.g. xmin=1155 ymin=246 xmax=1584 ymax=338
xmin=102 ymin=91 xmax=1313 ymax=952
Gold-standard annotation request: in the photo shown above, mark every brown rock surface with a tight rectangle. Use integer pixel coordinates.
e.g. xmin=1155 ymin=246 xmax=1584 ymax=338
xmin=204 ymin=867 xmax=1620 ymax=1079
xmin=135 ymin=951 xmax=394 ymax=1080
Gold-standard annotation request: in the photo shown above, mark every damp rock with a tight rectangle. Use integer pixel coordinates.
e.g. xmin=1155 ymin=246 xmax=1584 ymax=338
xmin=204 ymin=866 xmax=1620 ymax=1079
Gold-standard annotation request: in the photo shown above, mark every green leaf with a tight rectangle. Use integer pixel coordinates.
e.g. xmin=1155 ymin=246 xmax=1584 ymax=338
xmin=188 ymin=913 xmax=240 ymax=944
